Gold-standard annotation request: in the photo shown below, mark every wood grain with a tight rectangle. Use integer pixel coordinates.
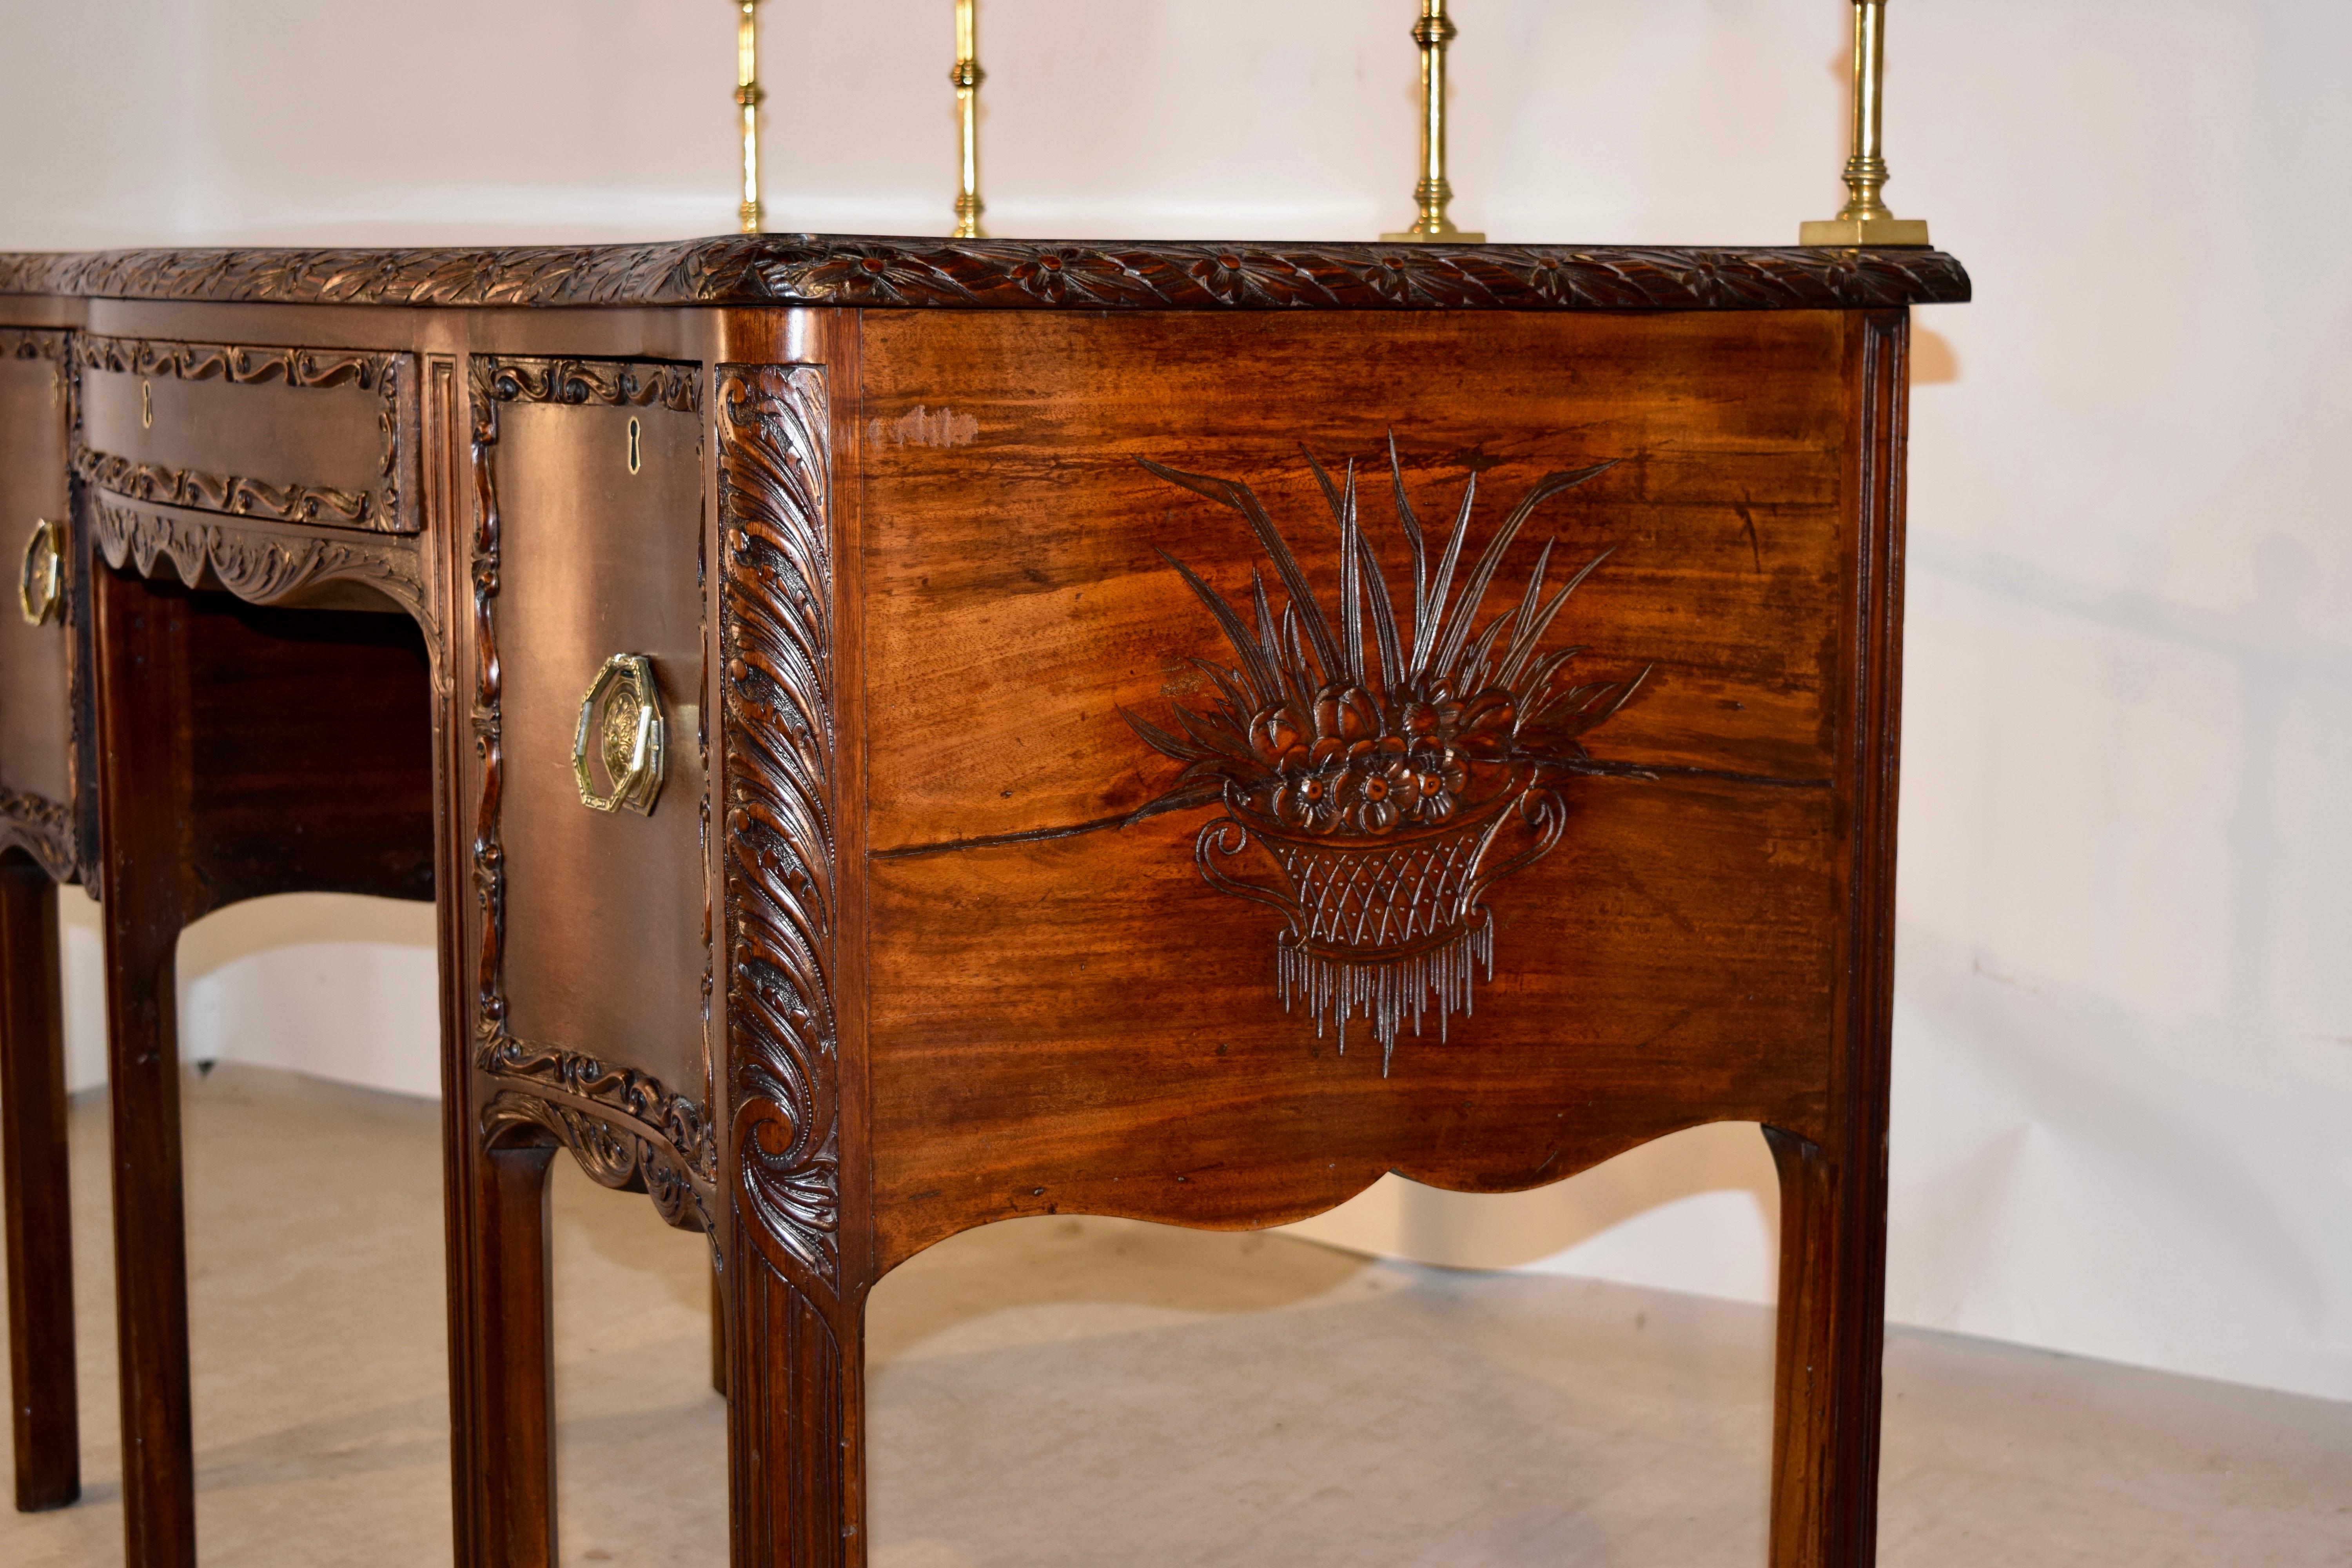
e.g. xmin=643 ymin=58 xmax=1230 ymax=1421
xmin=851 ymin=308 xmax=1862 ymax=1267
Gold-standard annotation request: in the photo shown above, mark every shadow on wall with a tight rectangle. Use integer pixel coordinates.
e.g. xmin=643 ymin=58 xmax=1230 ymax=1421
xmin=57 ymin=889 xmax=442 ymax=1100
xmin=1280 ymin=1122 xmax=1782 ymax=1307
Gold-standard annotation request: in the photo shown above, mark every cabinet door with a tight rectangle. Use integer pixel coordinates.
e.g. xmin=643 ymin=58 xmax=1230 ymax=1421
xmin=0 ymin=328 xmax=77 ymax=880
xmin=466 ymin=355 xmax=715 ymax=1229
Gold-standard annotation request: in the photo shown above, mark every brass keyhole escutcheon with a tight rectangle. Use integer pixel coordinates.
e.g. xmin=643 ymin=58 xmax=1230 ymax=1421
xmin=140 ymin=379 xmax=153 ymax=429
xmin=573 ymin=653 xmax=665 ymax=816
xmin=627 ymin=417 xmax=642 ymax=475
xmin=18 ymin=519 xmax=63 ymax=627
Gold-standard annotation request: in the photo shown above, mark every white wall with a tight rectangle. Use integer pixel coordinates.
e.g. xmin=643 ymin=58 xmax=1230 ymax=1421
xmin=5 ymin=0 xmax=2347 ymax=1403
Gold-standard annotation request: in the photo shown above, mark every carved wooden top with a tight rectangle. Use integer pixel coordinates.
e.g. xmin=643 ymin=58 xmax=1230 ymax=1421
xmin=0 ymin=235 xmax=1969 ymax=312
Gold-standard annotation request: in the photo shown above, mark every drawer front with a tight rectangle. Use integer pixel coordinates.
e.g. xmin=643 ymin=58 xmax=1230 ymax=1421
xmin=77 ymin=335 xmax=417 ymax=533
xmin=0 ymin=328 xmax=77 ymax=872
xmin=469 ymin=355 xmax=713 ymax=1218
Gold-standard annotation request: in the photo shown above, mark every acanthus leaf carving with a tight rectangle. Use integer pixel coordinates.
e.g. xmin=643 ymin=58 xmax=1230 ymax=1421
xmin=0 ymin=237 xmax=1971 ymax=314
xmin=717 ymin=363 xmax=841 ymax=1292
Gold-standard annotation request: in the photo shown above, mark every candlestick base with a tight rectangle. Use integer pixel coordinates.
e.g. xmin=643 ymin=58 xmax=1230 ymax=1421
xmin=1800 ymin=216 xmax=1932 ymax=247
xmin=1381 ymin=228 xmax=1486 ymax=244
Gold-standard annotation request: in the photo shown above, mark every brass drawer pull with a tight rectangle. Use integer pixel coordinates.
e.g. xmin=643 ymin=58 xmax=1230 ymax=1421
xmin=574 ymin=653 xmax=666 ymax=816
xmin=18 ymin=519 xmax=63 ymax=626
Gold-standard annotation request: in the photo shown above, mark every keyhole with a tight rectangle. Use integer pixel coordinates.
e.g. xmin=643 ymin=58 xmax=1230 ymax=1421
xmin=141 ymin=380 xmax=153 ymax=429
xmin=627 ymin=417 xmax=641 ymax=475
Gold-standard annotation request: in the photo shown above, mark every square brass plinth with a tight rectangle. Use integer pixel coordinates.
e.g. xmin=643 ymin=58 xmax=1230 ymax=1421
xmin=1799 ymin=216 xmax=1933 ymax=247
xmin=1381 ymin=229 xmax=1485 ymax=243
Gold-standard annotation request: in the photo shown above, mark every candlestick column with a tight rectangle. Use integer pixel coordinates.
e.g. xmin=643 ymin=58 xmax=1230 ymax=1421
xmin=952 ymin=0 xmax=987 ymax=239
xmin=737 ymin=0 xmax=764 ymax=234
xmin=1384 ymin=0 xmax=1482 ymax=242
xmin=1801 ymin=0 xmax=1931 ymax=246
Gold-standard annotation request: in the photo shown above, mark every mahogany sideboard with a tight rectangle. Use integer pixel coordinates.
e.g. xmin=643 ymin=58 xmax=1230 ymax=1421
xmin=0 ymin=235 xmax=1968 ymax=1568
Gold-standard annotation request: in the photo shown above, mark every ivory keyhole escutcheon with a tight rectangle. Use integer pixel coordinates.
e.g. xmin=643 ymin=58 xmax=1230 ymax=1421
xmin=627 ymin=416 xmax=642 ymax=475
xmin=140 ymin=379 xmax=153 ymax=429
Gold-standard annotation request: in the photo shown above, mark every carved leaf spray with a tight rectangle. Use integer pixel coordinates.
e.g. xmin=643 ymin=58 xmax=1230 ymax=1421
xmin=1127 ymin=442 xmax=1649 ymax=1073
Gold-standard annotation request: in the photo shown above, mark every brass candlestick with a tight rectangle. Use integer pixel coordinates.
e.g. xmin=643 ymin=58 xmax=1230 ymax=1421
xmin=736 ymin=0 xmax=764 ymax=233
xmin=1800 ymin=0 xmax=1931 ymax=247
xmin=1383 ymin=0 xmax=1482 ymax=244
xmin=951 ymin=0 xmax=986 ymax=239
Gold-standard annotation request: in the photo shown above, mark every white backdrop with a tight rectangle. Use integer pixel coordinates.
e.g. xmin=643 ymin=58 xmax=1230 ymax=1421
xmin=5 ymin=0 xmax=2347 ymax=1404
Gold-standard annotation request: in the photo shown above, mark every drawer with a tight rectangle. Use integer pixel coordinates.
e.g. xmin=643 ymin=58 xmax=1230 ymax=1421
xmin=0 ymin=327 xmax=77 ymax=875
xmin=468 ymin=354 xmax=714 ymax=1191
xmin=77 ymin=334 xmax=418 ymax=533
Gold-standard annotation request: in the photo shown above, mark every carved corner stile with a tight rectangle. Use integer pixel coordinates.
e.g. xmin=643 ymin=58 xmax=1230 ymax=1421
xmin=717 ymin=360 xmax=855 ymax=1562
xmin=465 ymin=354 xmax=720 ymax=1236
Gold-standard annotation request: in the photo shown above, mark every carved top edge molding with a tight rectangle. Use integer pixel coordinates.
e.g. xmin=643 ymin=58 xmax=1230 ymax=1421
xmin=0 ymin=236 xmax=1972 ymax=312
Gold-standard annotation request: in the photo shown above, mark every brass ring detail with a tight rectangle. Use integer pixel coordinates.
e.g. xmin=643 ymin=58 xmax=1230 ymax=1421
xmin=17 ymin=519 xmax=62 ymax=627
xmin=573 ymin=653 xmax=666 ymax=816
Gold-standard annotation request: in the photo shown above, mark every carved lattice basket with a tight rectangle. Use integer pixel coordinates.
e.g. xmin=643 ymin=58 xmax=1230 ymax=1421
xmin=1199 ymin=772 xmax=1564 ymax=1070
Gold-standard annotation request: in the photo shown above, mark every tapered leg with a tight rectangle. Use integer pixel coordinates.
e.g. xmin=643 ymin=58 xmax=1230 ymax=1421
xmin=0 ymin=854 xmax=77 ymax=1512
xmin=1764 ymin=1126 xmax=1886 ymax=1568
xmin=448 ymin=1138 xmax=561 ymax=1568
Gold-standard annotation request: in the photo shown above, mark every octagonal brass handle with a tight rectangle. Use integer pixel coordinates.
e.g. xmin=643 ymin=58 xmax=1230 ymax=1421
xmin=18 ymin=519 xmax=62 ymax=627
xmin=574 ymin=653 xmax=666 ymax=816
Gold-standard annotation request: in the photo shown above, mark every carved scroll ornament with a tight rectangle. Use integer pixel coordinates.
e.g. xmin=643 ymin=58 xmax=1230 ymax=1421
xmin=0 ymin=788 xmax=76 ymax=884
xmin=89 ymin=497 xmax=428 ymax=626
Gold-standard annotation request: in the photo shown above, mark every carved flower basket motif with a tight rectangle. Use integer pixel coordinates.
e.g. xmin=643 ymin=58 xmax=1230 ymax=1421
xmin=1126 ymin=441 xmax=1648 ymax=1073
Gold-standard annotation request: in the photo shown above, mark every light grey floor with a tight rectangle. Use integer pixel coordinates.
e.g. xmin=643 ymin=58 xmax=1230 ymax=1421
xmin=2 ymin=1065 xmax=2346 ymax=1566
